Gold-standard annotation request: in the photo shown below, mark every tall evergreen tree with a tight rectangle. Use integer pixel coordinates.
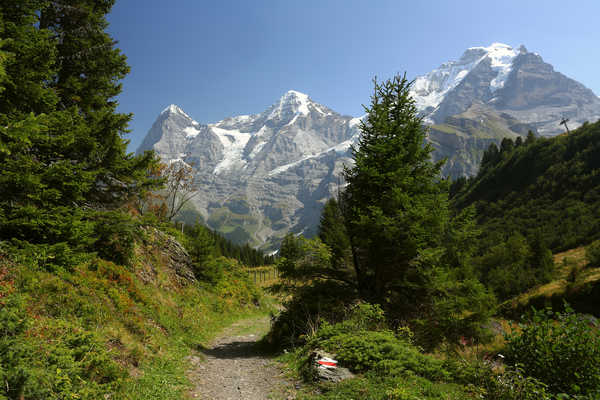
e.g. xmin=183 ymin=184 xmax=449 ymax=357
xmin=343 ymin=74 xmax=449 ymax=304
xmin=525 ymin=129 xmax=537 ymax=145
xmin=341 ymin=75 xmax=494 ymax=339
xmin=0 ymin=1 xmax=159 ymax=255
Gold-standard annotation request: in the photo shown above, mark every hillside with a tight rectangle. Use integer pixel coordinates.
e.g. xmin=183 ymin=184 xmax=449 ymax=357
xmin=0 ymin=223 xmax=270 ymax=399
xmin=429 ymin=102 xmax=533 ymax=176
xmin=502 ymin=246 xmax=600 ymax=318
xmin=453 ymin=119 xmax=600 ymax=252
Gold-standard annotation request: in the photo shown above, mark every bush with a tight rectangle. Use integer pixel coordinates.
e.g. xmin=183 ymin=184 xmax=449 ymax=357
xmin=504 ymin=305 xmax=600 ymax=396
xmin=486 ymin=366 xmax=552 ymax=400
xmin=443 ymin=358 xmax=552 ymax=399
xmin=306 ymin=305 xmax=449 ymax=381
xmin=314 ymin=303 xmax=388 ymax=338
xmin=194 ymin=256 xmax=225 ymax=284
xmin=9 ymin=240 xmax=89 ymax=273
xmin=267 ymin=280 xmax=355 ymax=349
xmin=585 ymin=240 xmax=600 ymax=267
xmin=92 ymin=211 xmax=139 ymax=266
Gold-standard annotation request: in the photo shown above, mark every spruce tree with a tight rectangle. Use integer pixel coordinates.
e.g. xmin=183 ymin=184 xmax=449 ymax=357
xmin=343 ymin=74 xmax=448 ymax=304
xmin=342 ymin=74 xmax=494 ymax=343
xmin=318 ymin=198 xmax=352 ymax=272
xmin=525 ymin=129 xmax=537 ymax=145
xmin=0 ymin=1 xmax=159 ymax=258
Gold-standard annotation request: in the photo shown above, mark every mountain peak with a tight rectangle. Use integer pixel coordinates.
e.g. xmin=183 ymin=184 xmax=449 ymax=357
xmin=161 ymin=104 xmax=184 ymax=114
xmin=467 ymin=42 xmax=512 ymax=52
xmin=160 ymin=104 xmax=199 ymax=127
xmin=265 ymin=89 xmax=313 ymax=120
xmin=279 ymin=90 xmax=311 ymax=112
xmin=283 ymin=89 xmax=309 ymax=98
xmin=411 ymin=43 xmax=520 ymax=114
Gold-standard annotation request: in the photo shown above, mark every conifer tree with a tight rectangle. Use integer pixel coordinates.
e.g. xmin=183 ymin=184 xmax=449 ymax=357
xmin=480 ymin=142 xmax=500 ymax=171
xmin=525 ymin=129 xmax=537 ymax=145
xmin=318 ymin=198 xmax=352 ymax=272
xmin=0 ymin=1 xmax=159 ymax=256
xmin=343 ymin=74 xmax=448 ymax=304
xmin=342 ymin=74 xmax=494 ymax=343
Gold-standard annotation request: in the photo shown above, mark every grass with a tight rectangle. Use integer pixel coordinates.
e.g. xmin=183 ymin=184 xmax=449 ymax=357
xmin=503 ymin=246 xmax=600 ymax=308
xmin=492 ymin=245 xmax=600 ymax=321
xmin=0 ymin=227 xmax=275 ymax=400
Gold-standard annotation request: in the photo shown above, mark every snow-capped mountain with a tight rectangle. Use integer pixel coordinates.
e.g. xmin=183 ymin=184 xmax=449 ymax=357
xmin=144 ymin=90 xmax=359 ymax=177
xmin=411 ymin=43 xmax=519 ymax=119
xmin=411 ymin=43 xmax=600 ymax=135
xmin=138 ymin=43 xmax=600 ymax=249
xmin=138 ymin=91 xmax=359 ymax=250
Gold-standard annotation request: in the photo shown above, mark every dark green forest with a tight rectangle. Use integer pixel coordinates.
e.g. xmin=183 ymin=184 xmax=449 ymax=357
xmin=183 ymin=223 xmax=275 ymax=267
xmin=453 ymin=122 xmax=600 ymax=253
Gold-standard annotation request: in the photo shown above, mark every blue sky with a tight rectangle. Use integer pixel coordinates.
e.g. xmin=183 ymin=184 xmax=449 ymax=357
xmin=107 ymin=0 xmax=600 ymax=152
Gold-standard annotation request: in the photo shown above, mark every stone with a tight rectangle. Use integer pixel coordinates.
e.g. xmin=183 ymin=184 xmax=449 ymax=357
xmin=309 ymin=350 xmax=354 ymax=383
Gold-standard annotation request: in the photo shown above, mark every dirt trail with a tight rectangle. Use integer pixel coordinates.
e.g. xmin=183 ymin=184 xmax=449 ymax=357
xmin=187 ymin=315 xmax=293 ymax=400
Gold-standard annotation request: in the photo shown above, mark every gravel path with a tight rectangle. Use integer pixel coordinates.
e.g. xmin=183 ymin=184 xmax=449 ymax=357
xmin=187 ymin=316 xmax=293 ymax=400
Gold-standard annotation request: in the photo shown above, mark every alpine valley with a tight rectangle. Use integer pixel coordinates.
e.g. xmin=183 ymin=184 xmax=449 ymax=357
xmin=137 ymin=43 xmax=600 ymax=250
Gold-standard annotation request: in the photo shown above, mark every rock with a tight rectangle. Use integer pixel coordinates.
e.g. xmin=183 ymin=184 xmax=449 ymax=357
xmin=308 ymin=350 xmax=354 ymax=383
xmin=141 ymin=227 xmax=196 ymax=284
xmin=482 ymin=319 xmax=505 ymax=336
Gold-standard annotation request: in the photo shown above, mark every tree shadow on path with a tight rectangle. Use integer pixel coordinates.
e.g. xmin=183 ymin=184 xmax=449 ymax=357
xmin=197 ymin=337 xmax=269 ymax=360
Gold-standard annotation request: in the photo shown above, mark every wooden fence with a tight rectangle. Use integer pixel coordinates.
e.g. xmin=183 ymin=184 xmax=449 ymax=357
xmin=246 ymin=266 xmax=279 ymax=287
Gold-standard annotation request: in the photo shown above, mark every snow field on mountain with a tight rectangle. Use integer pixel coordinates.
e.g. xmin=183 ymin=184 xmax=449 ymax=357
xmin=210 ymin=126 xmax=252 ymax=174
xmin=411 ymin=43 xmax=518 ymax=112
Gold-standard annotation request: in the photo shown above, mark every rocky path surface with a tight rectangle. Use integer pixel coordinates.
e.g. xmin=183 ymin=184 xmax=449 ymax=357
xmin=187 ymin=315 xmax=293 ymax=400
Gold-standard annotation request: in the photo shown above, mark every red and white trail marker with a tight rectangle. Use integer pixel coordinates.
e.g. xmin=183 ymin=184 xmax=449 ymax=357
xmin=317 ymin=357 xmax=338 ymax=368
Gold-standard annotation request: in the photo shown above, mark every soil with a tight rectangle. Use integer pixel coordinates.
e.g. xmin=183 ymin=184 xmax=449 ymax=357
xmin=187 ymin=315 xmax=295 ymax=400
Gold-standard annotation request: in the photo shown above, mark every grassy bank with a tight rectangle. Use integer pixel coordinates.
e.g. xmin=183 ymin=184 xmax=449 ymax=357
xmin=0 ymin=226 xmax=274 ymax=400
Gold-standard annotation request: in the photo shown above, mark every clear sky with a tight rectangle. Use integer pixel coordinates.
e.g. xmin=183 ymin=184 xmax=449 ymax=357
xmin=107 ymin=0 xmax=600 ymax=152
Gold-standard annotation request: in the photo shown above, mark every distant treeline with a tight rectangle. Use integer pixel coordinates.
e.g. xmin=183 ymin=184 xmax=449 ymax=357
xmin=182 ymin=223 xmax=274 ymax=267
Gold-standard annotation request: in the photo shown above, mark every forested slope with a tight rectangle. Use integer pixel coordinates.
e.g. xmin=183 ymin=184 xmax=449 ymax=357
xmin=453 ymin=120 xmax=600 ymax=252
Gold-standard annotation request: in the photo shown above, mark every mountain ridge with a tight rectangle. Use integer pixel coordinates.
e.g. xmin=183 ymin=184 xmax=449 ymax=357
xmin=138 ymin=43 xmax=600 ymax=249
xmin=412 ymin=43 xmax=600 ymax=135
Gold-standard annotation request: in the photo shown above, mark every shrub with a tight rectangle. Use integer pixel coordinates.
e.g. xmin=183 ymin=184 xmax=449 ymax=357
xmin=194 ymin=256 xmax=225 ymax=284
xmin=307 ymin=306 xmax=450 ymax=381
xmin=585 ymin=240 xmax=600 ymax=267
xmin=213 ymin=257 xmax=261 ymax=306
xmin=486 ymin=366 xmax=552 ymax=400
xmin=443 ymin=358 xmax=552 ymax=399
xmin=267 ymin=280 xmax=355 ymax=349
xmin=504 ymin=305 xmax=600 ymax=396
xmin=312 ymin=303 xmax=388 ymax=340
xmin=92 ymin=211 xmax=139 ymax=266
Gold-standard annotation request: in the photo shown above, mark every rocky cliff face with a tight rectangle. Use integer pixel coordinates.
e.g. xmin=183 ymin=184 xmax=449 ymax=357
xmin=138 ymin=91 xmax=359 ymax=250
xmin=138 ymin=44 xmax=600 ymax=249
xmin=414 ymin=44 xmax=600 ymax=135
